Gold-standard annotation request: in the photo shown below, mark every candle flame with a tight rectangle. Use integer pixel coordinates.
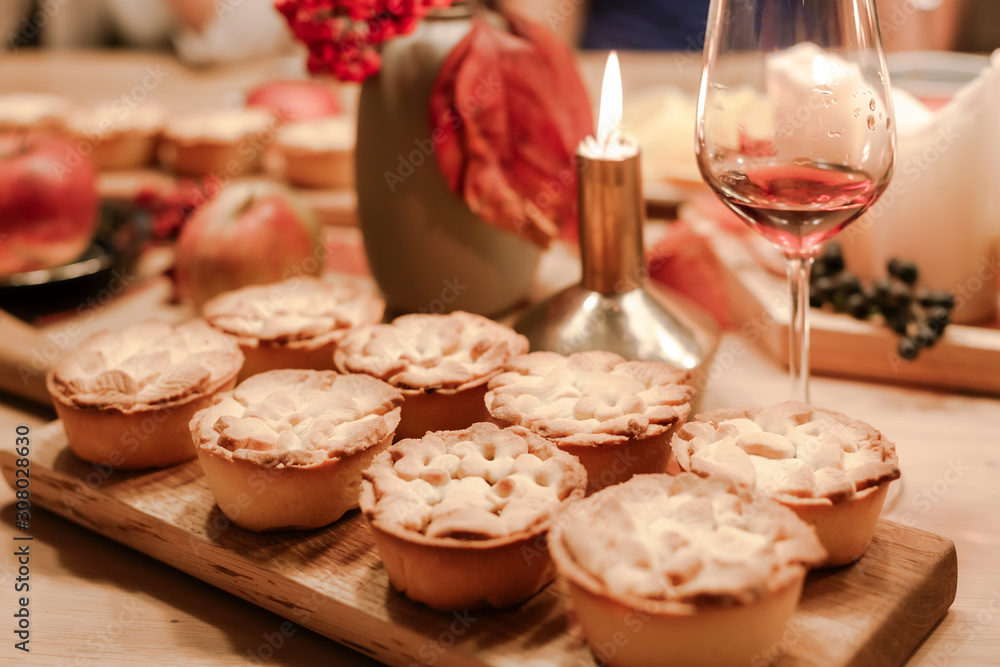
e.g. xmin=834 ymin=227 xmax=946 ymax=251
xmin=597 ymin=50 xmax=622 ymax=150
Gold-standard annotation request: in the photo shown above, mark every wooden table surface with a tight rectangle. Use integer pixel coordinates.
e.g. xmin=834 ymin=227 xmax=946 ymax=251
xmin=1 ymin=331 xmax=998 ymax=667
xmin=0 ymin=50 xmax=998 ymax=666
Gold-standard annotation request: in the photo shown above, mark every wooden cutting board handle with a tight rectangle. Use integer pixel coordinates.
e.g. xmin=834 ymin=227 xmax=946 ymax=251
xmin=0 ymin=309 xmax=54 ymax=406
xmin=0 ymin=278 xmax=192 ymax=407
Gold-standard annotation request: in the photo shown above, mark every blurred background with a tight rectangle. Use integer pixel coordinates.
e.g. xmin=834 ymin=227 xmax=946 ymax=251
xmin=2 ymin=0 xmax=997 ymax=62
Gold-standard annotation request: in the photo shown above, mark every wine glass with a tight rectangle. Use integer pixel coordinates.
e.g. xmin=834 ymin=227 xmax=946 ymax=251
xmin=696 ymin=0 xmax=895 ymax=403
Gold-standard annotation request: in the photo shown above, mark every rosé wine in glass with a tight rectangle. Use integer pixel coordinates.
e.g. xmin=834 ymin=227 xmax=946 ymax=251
xmin=696 ymin=0 xmax=895 ymax=402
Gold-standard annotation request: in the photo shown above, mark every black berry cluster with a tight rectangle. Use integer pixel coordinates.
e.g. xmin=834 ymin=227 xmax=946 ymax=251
xmin=809 ymin=243 xmax=955 ymax=360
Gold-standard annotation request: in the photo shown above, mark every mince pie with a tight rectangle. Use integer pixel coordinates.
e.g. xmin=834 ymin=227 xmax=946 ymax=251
xmin=672 ymin=401 xmax=900 ymax=566
xmin=486 ymin=350 xmax=694 ymax=493
xmin=47 ymin=319 xmax=243 ymax=468
xmin=334 ymin=311 xmax=528 ymax=440
xmin=203 ymin=276 xmax=383 ymax=380
xmin=360 ymin=422 xmax=586 ymax=610
xmin=190 ymin=369 xmax=403 ymax=531
xmin=548 ymin=473 xmax=826 ymax=667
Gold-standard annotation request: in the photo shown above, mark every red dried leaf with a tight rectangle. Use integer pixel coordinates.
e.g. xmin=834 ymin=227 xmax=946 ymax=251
xmin=429 ymin=10 xmax=594 ymax=247
xmin=647 ymin=219 xmax=731 ymax=329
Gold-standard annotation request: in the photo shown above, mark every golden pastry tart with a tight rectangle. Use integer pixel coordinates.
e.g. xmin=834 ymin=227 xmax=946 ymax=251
xmin=672 ymin=401 xmax=901 ymax=566
xmin=66 ymin=102 xmax=166 ymax=170
xmin=276 ymin=117 xmax=354 ymax=189
xmin=334 ymin=311 xmax=529 ymax=440
xmin=202 ymin=276 xmax=384 ymax=380
xmin=486 ymin=350 xmax=694 ymax=494
xmin=160 ymin=108 xmax=273 ymax=176
xmin=548 ymin=473 xmax=826 ymax=667
xmin=360 ymin=422 xmax=587 ymax=610
xmin=191 ymin=369 xmax=403 ymax=531
xmin=47 ymin=319 xmax=243 ymax=469
xmin=0 ymin=93 xmax=71 ymax=131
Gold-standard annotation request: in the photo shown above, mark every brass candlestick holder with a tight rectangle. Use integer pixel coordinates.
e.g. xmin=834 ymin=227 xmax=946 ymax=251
xmin=513 ymin=144 xmax=717 ymax=378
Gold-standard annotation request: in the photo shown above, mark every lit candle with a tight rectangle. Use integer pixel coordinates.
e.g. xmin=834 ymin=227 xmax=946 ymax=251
xmin=513 ymin=52 xmax=709 ymax=373
xmin=576 ymin=51 xmax=645 ymax=294
xmin=581 ymin=52 xmax=638 ymax=159
xmin=598 ymin=51 xmax=623 ymax=150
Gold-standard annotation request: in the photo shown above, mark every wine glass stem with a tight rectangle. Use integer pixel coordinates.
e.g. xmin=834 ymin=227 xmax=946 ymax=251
xmin=786 ymin=255 xmax=814 ymax=404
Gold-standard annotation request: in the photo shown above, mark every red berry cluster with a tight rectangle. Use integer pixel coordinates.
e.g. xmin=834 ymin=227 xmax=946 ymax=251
xmin=136 ymin=176 xmax=223 ymax=240
xmin=276 ymin=0 xmax=454 ymax=81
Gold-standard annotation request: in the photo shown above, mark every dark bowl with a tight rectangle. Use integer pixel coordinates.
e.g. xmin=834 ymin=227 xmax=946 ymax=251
xmin=0 ymin=202 xmax=151 ymax=321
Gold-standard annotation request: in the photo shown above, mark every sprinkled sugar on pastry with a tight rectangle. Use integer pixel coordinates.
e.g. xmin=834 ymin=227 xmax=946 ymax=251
xmin=47 ymin=319 xmax=244 ymax=469
xmin=548 ymin=473 xmax=826 ymax=667
xmin=672 ymin=401 xmax=900 ymax=566
xmin=360 ymin=422 xmax=586 ymax=610
xmin=486 ymin=350 xmax=694 ymax=493
xmin=335 ymin=311 xmax=528 ymax=440
xmin=191 ymin=369 xmax=403 ymax=531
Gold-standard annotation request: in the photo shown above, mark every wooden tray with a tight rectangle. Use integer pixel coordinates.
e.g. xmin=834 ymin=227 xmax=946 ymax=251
xmin=711 ymin=232 xmax=1000 ymax=395
xmin=1 ymin=422 xmax=957 ymax=667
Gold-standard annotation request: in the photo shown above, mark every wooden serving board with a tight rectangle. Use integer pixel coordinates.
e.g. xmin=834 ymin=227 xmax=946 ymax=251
xmin=710 ymin=231 xmax=1000 ymax=396
xmin=1 ymin=422 xmax=956 ymax=667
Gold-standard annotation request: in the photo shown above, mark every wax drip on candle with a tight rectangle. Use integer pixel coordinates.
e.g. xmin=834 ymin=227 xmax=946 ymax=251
xmin=581 ymin=50 xmax=636 ymax=159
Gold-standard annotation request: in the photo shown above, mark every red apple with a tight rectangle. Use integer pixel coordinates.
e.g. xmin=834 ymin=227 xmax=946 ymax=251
xmin=246 ymin=80 xmax=342 ymax=123
xmin=0 ymin=132 xmax=99 ymax=274
xmin=174 ymin=180 xmax=323 ymax=308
